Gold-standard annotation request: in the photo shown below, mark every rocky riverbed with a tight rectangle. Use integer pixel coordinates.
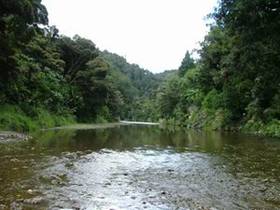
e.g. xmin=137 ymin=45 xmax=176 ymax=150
xmin=0 ymin=131 xmax=31 ymax=143
xmin=0 ymin=125 xmax=280 ymax=209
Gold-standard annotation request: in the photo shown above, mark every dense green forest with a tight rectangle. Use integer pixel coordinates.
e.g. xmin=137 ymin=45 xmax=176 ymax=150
xmin=0 ymin=0 xmax=166 ymax=131
xmin=1 ymin=0 xmax=280 ymax=137
xmin=156 ymin=0 xmax=280 ymax=137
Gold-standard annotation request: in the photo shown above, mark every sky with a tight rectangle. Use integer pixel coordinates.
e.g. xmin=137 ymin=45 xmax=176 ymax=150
xmin=42 ymin=0 xmax=218 ymax=73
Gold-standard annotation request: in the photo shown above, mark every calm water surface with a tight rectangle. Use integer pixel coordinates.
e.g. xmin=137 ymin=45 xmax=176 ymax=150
xmin=0 ymin=124 xmax=280 ymax=209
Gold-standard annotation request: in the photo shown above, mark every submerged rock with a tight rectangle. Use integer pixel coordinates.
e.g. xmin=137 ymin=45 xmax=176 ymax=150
xmin=23 ymin=197 xmax=45 ymax=205
xmin=10 ymin=201 xmax=22 ymax=210
xmin=0 ymin=204 xmax=7 ymax=210
xmin=0 ymin=132 xmax=31 ymax=143
xmin=10 ymin=158 xmax=20 ymax=163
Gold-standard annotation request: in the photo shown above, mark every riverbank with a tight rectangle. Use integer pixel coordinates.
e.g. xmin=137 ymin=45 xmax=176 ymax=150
xmin=0 ymin=105 xmax=76 ymax=132
xmin=0 ymin=131 xmax=31 ymax=143
xmin=0 ymin=120 xmax=160 ymax=143
xmin=161 ymin=112 xmax=280 ymax=139
xmin=47 ymin=121 xmax=159 ymax=130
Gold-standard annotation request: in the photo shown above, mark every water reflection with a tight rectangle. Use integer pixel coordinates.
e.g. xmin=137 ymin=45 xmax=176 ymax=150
xmin=0 ymin=125 xmax=280 ymax=209
xmin=30 ymin=126 xmax=228 ymax=153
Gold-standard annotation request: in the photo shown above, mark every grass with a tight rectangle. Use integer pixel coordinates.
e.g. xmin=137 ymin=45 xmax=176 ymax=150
xmin=0 ymin=105 xmax=75 ymax=132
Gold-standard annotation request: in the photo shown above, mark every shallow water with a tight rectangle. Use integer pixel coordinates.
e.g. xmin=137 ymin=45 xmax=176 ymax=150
xmin=0 ymin=124 xmax=280 ymax=209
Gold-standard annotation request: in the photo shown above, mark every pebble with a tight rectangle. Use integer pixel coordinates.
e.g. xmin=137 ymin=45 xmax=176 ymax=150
xmin=23 ymin=197 xmax=44 ymax=205
xmin=10 ymin=201 xmax=22 ymax=210
xmin=65 ymin=162 xmax=74 ymax=168
xmin=0 ymin=204 xmax=7 ymax=210
xmin=260 ymin=187 xmax=268 ymax=192
xmin=27 ymin=189 xmax=33 ymax=194
xmin=10 ymin=158 xmax=20 ymax=163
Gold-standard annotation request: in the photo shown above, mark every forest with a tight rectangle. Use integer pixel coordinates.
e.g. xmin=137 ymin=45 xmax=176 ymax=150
xmin=0 ymin=0 xmax=280 ymax=137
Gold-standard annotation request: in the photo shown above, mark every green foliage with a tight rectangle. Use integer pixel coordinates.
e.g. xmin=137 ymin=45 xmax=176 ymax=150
xmin=0 ymin=105 xmax=74 ymax=132
xmin=95 ymin=106 xmax=111 ymax=123
xmin=178 ymin=51 xmax=195 ymax=77
xmin=0 ymin=105 xmax=36 ymax=132
xmin=101 ymin=51 xmax=161 ymax=98
xmin=0 ymin=0 xmax=162 ymax=130
xmin=202 ymin=90 xmax=223 ymax=111
xmin=56 ymin=35 xmax=98 ymax=82
xmin=1 ymin=0 xmax=280 ymax=138
xmin=157 ymin=75 xmax=181 ymax=118
xmin=155 ymin=0 xmax=280 ymax=137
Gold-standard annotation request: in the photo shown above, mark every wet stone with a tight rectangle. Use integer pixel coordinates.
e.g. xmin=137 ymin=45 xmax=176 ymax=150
xmin=0 ymin=204 xmax=7 ymax=210
xmin=260 ymin=187 xmax=268 ymax=192
xmin=27 ymin=189 xmax=33 ymax=194
xmin=71 ymin=201 xmax=81 ymax=210
xmin=10 ymin=158 xmax=20 ymax=163
xmin=23 ymin=197 xmax=45 ymax=205
xmin=1 ymin=125 xmax=280 ymax=209
xmin=65 ymin=162 xmax=74 ymax=168
xmin=10 ymin=201 xmax=22 ymax=210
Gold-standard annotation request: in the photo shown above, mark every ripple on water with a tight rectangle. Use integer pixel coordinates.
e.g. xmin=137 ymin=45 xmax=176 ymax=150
xmin=1 ymin=126 xmax=280 ymax=209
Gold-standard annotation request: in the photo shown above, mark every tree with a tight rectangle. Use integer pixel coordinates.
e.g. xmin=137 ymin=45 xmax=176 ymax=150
xmin=213 ymin=0 xmax=280 ymax=119
xmin=0 ymin=0 xmax=49 ymax=103
xmin=178 ymin=51 xmax=195 ymax=76
xmin=56 ymin=35 xmax=98 ymax=83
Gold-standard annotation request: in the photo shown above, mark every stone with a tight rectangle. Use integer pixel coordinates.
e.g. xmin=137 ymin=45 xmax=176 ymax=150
xmin=27 ymin=189 xmax=33 ymax=194
xmin=23 ymin=197 xmax=44 ymax=205
xmin=0 ymin=204 xmax=7 ymax=210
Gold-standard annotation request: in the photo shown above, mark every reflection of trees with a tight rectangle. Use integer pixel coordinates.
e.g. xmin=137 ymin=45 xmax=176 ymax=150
xmin=220 ymin=134 xmax=280 ymax=180
xmin=21 ymin=126 xmax=280 ymax=181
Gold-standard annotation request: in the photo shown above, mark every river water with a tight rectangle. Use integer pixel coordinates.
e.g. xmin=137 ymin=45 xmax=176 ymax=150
xmin=0 ymin=124 xmax=280 ymax=210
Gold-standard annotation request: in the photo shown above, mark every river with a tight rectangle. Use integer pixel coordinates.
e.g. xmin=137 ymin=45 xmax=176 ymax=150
xmin=0 ymin=124 xmax=280 ymax=209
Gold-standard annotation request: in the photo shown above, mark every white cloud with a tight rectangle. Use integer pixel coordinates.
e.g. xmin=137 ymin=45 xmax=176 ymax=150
xmin=42 ymin=0 xmax=218 ymax=73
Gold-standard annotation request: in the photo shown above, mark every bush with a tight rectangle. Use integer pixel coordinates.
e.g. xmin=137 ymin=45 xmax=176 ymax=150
xmin=0 ymin=105 xmax=36 ymax=131
xmin=202 ymin=90 xmax=224 ymax=111
xmin=0 ymin=105 xmax=75 ymax=132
